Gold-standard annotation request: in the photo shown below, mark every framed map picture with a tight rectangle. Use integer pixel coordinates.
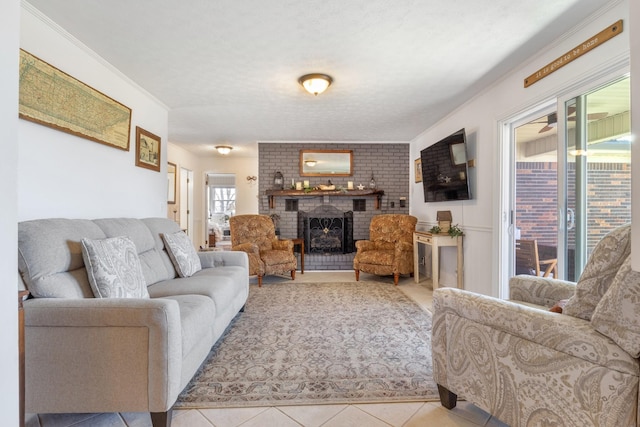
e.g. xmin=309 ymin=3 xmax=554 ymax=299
xmin=18 ymin=49 xmax=131 ymax=150
xmin=135 ymin=126 xmax=161 ymax=172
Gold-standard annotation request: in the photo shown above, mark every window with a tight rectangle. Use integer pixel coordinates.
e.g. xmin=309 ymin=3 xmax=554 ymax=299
xmin=207 ymin=174 xmax=236 ymax=225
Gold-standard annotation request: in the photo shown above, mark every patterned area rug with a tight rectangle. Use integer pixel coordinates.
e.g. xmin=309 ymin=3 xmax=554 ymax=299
xmin=175 ymin=281 xmax=438 ymax=408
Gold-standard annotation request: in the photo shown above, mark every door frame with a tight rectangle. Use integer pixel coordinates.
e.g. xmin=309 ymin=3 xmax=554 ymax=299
xmin=496 ymin=99 xmax=556 ymax=299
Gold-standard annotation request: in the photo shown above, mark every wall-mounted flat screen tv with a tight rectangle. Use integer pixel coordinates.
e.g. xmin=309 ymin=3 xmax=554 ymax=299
xmin=420 ymin=128 xmax=471 ymax=202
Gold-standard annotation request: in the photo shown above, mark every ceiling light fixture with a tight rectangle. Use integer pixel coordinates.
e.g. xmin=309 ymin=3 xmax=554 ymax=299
xmin=215 ymin=145 xmax=233 ymax=155
xmin=298 ymin=73 xmax=333 ymax=96
xmin=304 ymin=160 xmax=317 ymax=167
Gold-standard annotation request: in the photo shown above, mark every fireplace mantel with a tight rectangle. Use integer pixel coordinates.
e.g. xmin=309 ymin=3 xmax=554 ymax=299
xmin=266 ymin=189 xmax=385 ymax=209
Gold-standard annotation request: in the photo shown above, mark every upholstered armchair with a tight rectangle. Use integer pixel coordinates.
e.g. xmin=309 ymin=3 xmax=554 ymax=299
xmin=229 ymin=214 xmax=296 ymax=287
xmin=353 ymin=214 xmax=417 ymax=285
xmin=432 ymin=224 xmax=639 ymax=426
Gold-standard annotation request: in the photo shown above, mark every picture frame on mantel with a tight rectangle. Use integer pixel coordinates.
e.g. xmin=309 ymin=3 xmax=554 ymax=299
xmin=135 ymin=126 xmax=161 ymax=172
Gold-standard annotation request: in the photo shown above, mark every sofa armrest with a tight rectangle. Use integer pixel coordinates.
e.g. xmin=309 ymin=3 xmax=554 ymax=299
xmin=272 ymin=238 xmax=293 ymax=251
xmin=432 ymin=288 xmax=637 ymax=372
xmin=509 ymin=274 xmax=576 ymax=308
xmin=395 ymin=241 xmax=413 ymax=253
xmin=23 ymin=297 xmax=182 ymax=413
xmin=232 ymin=242 xmax=259 ymax=255
xmin=355 ymin=240 xmax=375 ymax=251
xmin=198 ymin=250 xmax=249 ymax=270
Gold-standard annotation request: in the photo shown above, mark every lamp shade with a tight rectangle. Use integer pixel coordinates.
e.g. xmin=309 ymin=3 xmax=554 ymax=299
xmin=299 ymin=73 xmax=332 ymax=96
xmin=215 ymin=145 xmax=233 ymax=155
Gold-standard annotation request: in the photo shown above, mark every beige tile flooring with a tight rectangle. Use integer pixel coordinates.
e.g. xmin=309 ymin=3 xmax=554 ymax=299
xmin=27 ymin=272 xmax=509 ymax=427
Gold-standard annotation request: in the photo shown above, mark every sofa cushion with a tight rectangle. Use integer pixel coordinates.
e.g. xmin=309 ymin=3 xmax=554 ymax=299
xmin=81 ymin=236 xmax=150 ymax=299
xmin=161 ymin=294 xmax=215 ymax=359
xmin=563 ymin=224 xmax=631 ymax=321
xmin=591 ymin=255 xmax=640 ymax=357
xmin=141 ymin=217 xmax=182 ymax=279
xmin=94 ymin=218 xmax=174 ymax=286
xmin=18 ymin=219 xmax=106 ymax=298
xmin=148 ymin=266 xmax=248 ymax=314
xmin=162 ymin=231 xmax=202 ymax=277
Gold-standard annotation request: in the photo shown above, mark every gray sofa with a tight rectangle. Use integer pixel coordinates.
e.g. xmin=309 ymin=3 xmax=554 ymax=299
xmin=18 ymin=217 xmax=249 ymax=427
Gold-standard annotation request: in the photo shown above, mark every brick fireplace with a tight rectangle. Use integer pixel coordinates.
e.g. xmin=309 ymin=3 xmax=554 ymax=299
xmin=258 ymin=142 xmax=410 ymax=270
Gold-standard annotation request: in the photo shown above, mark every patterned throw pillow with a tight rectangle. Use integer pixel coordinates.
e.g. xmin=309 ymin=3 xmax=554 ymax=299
xmin=81 ymin=236 xmax=149 ymax=299
xmin=162 ymin=231 xmax=202 ymax=277
xmin=563 ymin=224 xmax=631 ymax=320
xmin=591 ymin=255 xmax=640 ymax=357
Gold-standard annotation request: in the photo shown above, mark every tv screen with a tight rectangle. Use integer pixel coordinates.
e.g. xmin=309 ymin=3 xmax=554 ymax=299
xmin=420 ymin=128 xmax=471 ymax=202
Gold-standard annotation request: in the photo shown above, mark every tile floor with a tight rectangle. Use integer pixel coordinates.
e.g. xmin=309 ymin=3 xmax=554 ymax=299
xmin=26 ymin=272 xmax=509 ymax=427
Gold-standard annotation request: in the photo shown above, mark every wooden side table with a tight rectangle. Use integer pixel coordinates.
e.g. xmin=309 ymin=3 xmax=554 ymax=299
xmin=413 ymin=231 xmax=463 ymax=289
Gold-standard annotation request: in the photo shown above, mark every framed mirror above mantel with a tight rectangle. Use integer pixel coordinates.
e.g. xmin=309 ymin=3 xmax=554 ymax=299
xmin=300 ymin=149 xmax=353 ymax=176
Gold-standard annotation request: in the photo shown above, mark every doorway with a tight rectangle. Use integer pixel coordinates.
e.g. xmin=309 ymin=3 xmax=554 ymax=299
xmin=205 ymin=173 xmax=236 ymax=247
xmin=506 ymin=76 xmax=631 ymax=290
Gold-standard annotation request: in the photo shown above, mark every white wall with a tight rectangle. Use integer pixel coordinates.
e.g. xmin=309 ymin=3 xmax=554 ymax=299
xmin=18 ymin=5 xmax=169 ymax=221
xmin=631 ymin=0 xmax=640 ymax=271
xmin=168 ymin=142 xmax=259 ymax=247
xmin=410 ymin=0 xmax=630 ymax=296
xmin=1 ymin=0 xmax=20 ymax=424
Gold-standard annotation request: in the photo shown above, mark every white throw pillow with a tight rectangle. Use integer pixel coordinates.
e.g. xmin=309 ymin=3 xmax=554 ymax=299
xmin=81 ymin=236 xmax=149 ymax=299
xmin=162 ymin=231 xmax=202 ymax=277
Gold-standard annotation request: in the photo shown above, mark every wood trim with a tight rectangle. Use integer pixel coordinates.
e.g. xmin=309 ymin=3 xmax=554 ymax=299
xmin=524 ymin=20 xmax=623 ymax=88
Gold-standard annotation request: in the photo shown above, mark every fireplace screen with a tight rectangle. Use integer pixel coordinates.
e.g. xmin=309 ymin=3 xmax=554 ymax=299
xmin=298 ymin=205 xmax=354 ymax=254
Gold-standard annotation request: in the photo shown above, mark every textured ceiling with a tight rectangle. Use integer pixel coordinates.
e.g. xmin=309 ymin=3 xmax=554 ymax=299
xmin=25 ymin=0 xmax=610 ymax=156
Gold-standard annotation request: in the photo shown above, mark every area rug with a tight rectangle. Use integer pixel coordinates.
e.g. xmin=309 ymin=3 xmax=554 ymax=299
xmin=175 ymin=281 xmax=438 ymax=408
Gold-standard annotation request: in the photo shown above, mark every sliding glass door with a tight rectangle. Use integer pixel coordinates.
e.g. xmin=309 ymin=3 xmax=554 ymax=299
xmin=563 ymin=77 xmax=631 ymax=280
xmin=511 ymin=76 xmax=630 ymax=282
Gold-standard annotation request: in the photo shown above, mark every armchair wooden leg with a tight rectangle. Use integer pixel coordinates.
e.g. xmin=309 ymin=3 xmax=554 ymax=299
xmin=291 ymin=270 xmax=296 ymax=280
xmin=437 ymin=384 xmax=457 ymax=410
xmin=151 ymin=409 xmax=173 ymax=427
xmin=258 ymin=275 xmax=263 ymax=287
xmin=355 ymin=269 xmax=360 ymax=281
xmin=393 ymin=273 xmax=399 ymax=286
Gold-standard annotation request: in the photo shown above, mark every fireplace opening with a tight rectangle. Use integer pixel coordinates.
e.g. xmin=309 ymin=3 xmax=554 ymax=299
xmin=298 ymin=205 xmax=354 ymax=254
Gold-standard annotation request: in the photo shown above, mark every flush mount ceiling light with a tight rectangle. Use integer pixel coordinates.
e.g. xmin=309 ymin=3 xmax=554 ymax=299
xmin=215 ymin=145 xmax=233 ymax=155
xmin=298 ymin=73 xmax=333 ymax=96
xmin=304 ymin=159 xmax=317 ymax=167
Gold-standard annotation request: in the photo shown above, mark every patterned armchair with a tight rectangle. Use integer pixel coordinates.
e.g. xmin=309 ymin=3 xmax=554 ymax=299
xmin=229 ymin=214 xmax=296 ymax=287
xmin=353 ymin=214 xmax=417 ymax=285
xmin=432 ymin=224 xmax=640 ymax=426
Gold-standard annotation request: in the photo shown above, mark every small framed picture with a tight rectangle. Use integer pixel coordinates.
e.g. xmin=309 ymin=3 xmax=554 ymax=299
xmin=414 ymin=158 xmax=423 ymax=183
xmin=135 ymin=126 xmax=161 ymax=172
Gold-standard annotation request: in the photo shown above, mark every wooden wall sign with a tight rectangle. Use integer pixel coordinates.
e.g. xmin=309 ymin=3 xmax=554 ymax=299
xmin=524 ymin=20 xmax=623 ymax=88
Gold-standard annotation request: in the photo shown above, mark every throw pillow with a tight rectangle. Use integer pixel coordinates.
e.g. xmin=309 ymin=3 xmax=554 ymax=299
xmin=563 ymin=224 xmax=631 ymax=320
xmin=591 ymin=255 xmax=640 ymax=358
xmin=81 ymin=236 xmax=149 ymax=299
xmin=162 ymin=231 xmax=202 ymax=277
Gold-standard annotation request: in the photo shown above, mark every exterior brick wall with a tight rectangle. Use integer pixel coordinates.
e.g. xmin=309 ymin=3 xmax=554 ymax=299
xmin=516 ymin=161 xmax=631 ymax=280
xmin=258 ymin=143 xmax=410 ymax=270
